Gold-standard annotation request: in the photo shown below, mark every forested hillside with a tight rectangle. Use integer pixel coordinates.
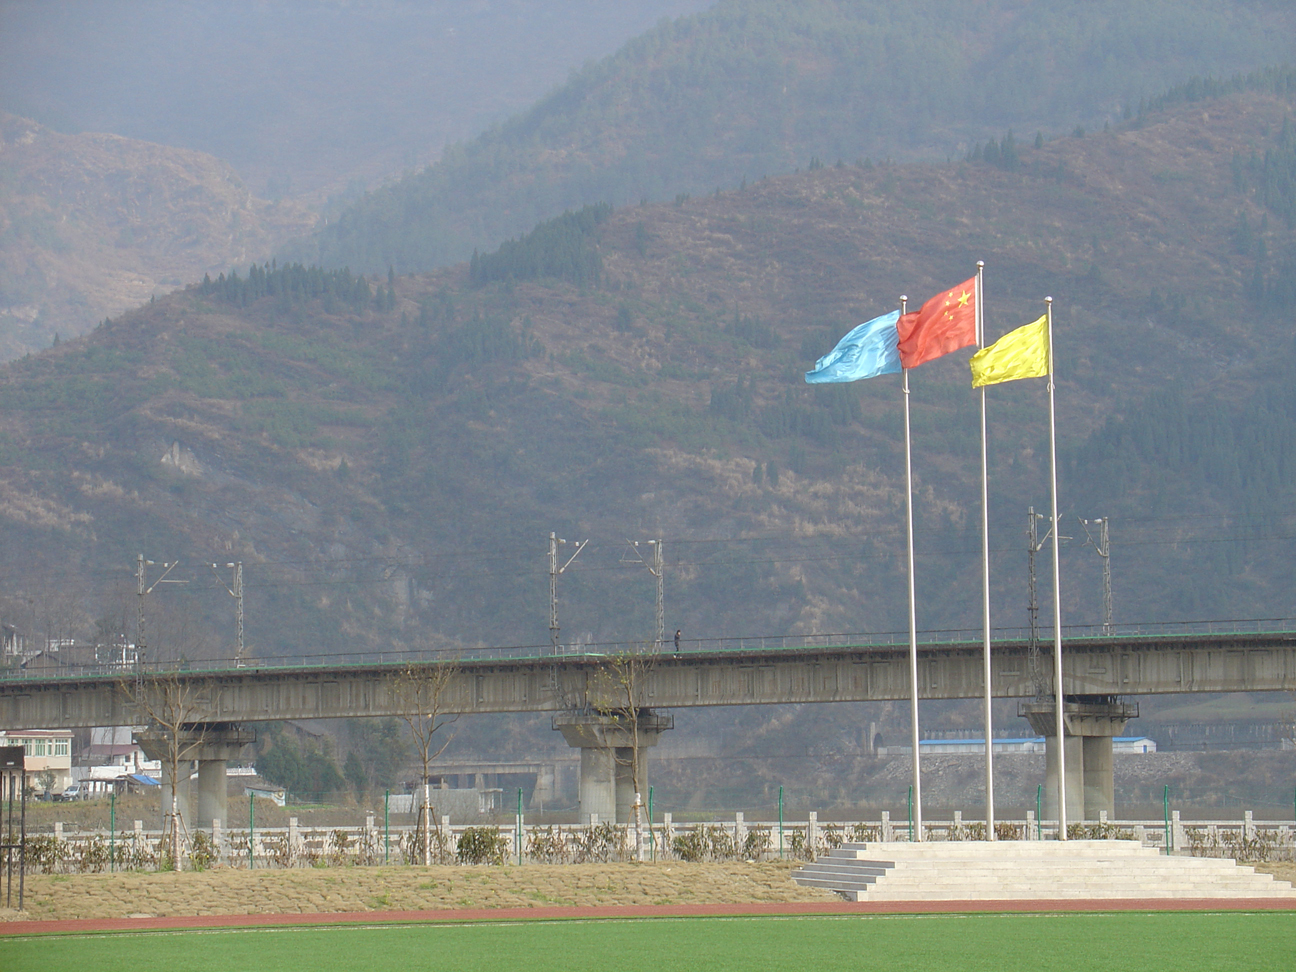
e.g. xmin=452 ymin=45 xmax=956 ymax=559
xmin=2 ymin=85 xmax=1295 ymax=673
xmin=0 ymin=3 xmax=709 ymax=359
xmin=301 ymin=0 xmax=1296 ymax=275
xmin=0 ymin=113 xmax=316 ymax=359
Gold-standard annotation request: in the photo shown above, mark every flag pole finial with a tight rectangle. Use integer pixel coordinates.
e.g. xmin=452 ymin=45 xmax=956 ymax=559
xmin=976 ymin=259 xmax=985 ymax=269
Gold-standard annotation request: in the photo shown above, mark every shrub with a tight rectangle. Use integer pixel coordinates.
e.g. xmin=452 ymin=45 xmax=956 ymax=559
xmin=327 ymin=829 xmax=352 ymax=867
xmin=994 ymin=822 xmax=1024 ymax=841
xmin=1067 ymin=822 xmax=1136 ymax=841
xmin=457 ymin=826 xmax=508 ymax=865
xmin=672 ymin=828 xmax=707 ymax=863
xmin=786 ymin=827 xmax=808 ymax=860
xmin=850 ymin=823 xmax=880 ymax=843
xmin=573 ymin=822 xmax=623 ymax=863
xmin=742 ymin=826 xmax=772 ymax=860
xmin=190 ymin=831 xmax=218 ymax=871
xmin=671 ymin=825 xmax=740 ymax=862
xmin=526 ymin=826 xmax=570 ymax=864
xmin=26 ymin=835 xmax=69 ymax=873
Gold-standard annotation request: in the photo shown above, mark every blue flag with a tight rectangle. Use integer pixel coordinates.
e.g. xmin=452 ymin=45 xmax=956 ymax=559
xmin=804 ymin=310 xmax=902 ymax=384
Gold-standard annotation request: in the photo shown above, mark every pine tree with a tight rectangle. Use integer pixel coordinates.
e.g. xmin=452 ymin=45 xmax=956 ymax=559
xmin=1000 ymin=130 xmax=1018 ymax=170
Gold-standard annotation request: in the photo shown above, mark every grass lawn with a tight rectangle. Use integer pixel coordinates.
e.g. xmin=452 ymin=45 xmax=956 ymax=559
xmin=2 ymin=912 xmax=1293 ymax=972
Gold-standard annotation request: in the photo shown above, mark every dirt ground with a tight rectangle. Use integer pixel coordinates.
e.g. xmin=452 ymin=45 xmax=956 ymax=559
xmin=1 ymin=861 xmax=832 ymax=921
xmin=1 ymin=859 xmax=1289 ymax=924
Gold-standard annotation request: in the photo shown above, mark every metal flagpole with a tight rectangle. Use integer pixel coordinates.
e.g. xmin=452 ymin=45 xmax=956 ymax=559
xmin=900 ymin=294 xmax=922 ymax=841
xmin=1046 ymin=296 xmax=1067 ymax=839
xmin=976 ymin=260 xmax=995 ymax=840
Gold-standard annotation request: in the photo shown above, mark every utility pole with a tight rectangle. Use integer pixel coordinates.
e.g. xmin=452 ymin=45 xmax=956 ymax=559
xmin=626 ymin=539 xmax=664 ymax=650
xmin=1080 ymin=517 xmax=1112 ymax=635
xmin=548 ymin=533 xmax=588 ymax=653
xmin=137 ymin=554 xmax=145 ymax=670
xmin=1026 ymin=509 xmax=1056 ymax=700
xmin=136 ymin=555 xmax=181 ymax=674
xmin=211 ymin=562 xmax=245 ymax=667
xmin=1027 ymin=510 xmax=1071 ymax=698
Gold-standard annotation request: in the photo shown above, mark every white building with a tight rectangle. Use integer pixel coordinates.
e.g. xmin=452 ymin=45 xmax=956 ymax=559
xmin=76 ymin=726 xmax=160 ymax=791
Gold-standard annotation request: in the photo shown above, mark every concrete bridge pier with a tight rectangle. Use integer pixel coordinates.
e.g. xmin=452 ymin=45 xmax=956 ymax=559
xmin=528 ymin=763 xmax=558 ymax=810
xmin=136 ymin=725 xmax=256 ymax=830
xmin=553 ymin=711 xmax=672 ymax=824
xmin=1021 ymin=698 xmax=1137 ymax=823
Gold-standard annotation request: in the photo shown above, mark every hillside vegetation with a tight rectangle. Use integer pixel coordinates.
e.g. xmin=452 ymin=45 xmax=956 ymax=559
xmin=0 ymin=113 xmax=315 ymax=359
xmin=302 ymin=0 xmax=1296 ymax=274
xmin=1 ymin=87 xmax=1295 ymax=672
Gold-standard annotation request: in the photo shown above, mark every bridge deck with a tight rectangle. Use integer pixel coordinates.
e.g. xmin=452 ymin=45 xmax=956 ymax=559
xmin=2 ymin=626 xmax=1295 ymax=729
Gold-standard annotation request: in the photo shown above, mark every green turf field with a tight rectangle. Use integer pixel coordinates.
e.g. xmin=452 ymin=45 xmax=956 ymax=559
xmin=1 ymin=912 xmax=1292 ymax=972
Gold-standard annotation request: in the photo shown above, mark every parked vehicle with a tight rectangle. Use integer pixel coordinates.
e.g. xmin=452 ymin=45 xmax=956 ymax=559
xmin=58 ymin=781 xmax=88 ymax=801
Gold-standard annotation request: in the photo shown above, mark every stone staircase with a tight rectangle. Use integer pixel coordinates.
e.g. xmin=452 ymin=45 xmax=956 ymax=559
xmin=791 ymin=840 xmax=1296 ymax=901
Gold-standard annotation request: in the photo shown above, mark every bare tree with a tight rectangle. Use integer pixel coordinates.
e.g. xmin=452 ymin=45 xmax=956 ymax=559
xmin=120 ymin=670 xmax=210 ymax=868
xmin=392 ymin=658 xmax=461 ymax=866
xmin=591 ymin=643 xmax=660 ymax=861
xmin=117 ymin=596 xmax=218 ymax=868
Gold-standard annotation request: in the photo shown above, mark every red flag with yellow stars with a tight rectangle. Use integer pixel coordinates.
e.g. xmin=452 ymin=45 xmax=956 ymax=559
xmin=897 ymin=276 xmax=977 ymax=369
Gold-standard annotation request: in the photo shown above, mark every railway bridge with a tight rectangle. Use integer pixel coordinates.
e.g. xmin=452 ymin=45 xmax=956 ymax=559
xmin=3 ymin=624 xmax=1293 ymax=827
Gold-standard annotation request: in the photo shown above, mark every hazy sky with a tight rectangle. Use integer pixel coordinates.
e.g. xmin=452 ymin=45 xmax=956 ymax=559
xmin=0 ymin=0 xmax=713 ymax=197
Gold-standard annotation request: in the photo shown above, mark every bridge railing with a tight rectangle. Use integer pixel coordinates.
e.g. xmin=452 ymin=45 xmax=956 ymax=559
xmin=6 ymin=617 xmax=1296 ymax=681
xmin=20 ymin=809 xmax=1296 ymax=872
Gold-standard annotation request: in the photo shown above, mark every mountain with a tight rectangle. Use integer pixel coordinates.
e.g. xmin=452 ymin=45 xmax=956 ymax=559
xmin=0 ymin=113 xmax=317 ymax=361
xmin=2 ymin=83 xmax=1294 ymax=671
xmin=302 ymin=0 xmax=1296 ymax=275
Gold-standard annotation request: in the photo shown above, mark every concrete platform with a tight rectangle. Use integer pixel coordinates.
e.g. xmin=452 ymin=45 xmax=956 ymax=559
xmin=791 ymin=840 xmax=1296 ymax=902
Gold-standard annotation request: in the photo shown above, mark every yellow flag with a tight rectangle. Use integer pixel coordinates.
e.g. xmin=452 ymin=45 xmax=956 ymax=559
xmin=969 ymin=315 xmax=1050 ymax=388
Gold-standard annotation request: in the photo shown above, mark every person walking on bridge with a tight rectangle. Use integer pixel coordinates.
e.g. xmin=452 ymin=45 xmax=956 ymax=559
xmin=674 ymin=629 xmax=681 ymax=653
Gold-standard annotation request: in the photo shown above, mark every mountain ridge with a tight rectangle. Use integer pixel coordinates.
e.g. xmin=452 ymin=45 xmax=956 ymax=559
xmin=301 ymin=0 xmax=1296 ymax=275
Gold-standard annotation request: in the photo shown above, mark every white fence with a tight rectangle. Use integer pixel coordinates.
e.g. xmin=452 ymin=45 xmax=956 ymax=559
xmin=19 ymin=808 xmax=1296 ymax=872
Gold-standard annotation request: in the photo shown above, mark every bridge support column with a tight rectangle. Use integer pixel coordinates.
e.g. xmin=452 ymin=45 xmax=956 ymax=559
xmin=136 ymin=725 xmax=256 ymax=830
xmin=532 ymin=763 xmax=556 ymax=809
xmin=1083 ymin=735 xmax=1115 ymax=819
xmin=1021 ymin=698 xmax=1137 ymax=823
xmin=1042 ymin=734 xmax=1085 ymax=824
xmin=196 ymin=759 xmax=228 ymax=830
xmin=553 ymin=712 xmax=673 ymax=824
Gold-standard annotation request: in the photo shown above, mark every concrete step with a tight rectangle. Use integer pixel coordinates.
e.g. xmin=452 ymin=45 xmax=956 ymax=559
xmin=851 ymin=887 xmax=1296 ymax=902
xmin=815 ymin=867 xmax=1268 ymax=884
xmin=851 ymin=864 xmax=1267 ymax=877
xmin=824 ymin=856 xmax=1263 ymax=871
xmin=790 ymin=841 xmax=1296 ymax=902
xmin=870 ymin=881 xmax=1296 ymax=896
xmin=832 ymin=840 xmax=1154 ymax=858
xmin=795 ymin=877 xmax=882 ymax=893
xmin=862 ymin=868 xmax=1285 ymax=882
xmin=830 ymin=856 xmax=1241 ymax=867
xmin=798 ymin=865 xmax=891 ymax=881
